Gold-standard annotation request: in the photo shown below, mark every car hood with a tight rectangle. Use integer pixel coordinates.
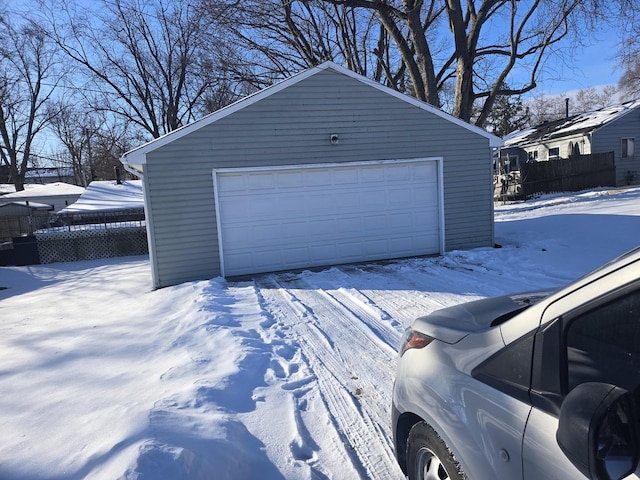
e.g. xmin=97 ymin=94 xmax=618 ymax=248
xmin=411 ymin=291 xmax=551 ymax=344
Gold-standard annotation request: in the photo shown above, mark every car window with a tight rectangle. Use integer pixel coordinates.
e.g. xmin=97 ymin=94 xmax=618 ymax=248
xmin=565 ymin=288 xmax=640 ymax=393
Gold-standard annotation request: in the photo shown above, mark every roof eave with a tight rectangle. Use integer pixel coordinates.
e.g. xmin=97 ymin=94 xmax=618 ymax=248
xmin=120 ymin=61 xmax=503 ymax=161
xmin=120 ymin=154 xmax=145 ymax=177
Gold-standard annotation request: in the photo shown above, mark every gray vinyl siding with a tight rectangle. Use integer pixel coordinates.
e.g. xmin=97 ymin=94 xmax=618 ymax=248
xmin=143 ymin=68 xmax=493 ymax=287
xmin=592 ymin=109 xmax=640 ymax=186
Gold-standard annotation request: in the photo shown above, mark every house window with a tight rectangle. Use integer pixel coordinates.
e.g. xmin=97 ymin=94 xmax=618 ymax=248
xmin=622 ymin=138 xmax=635 ymax=158
xmin=527 ymin=151 xmax=538 ymax=162
xmin=548 ymin=147 xmax=560 ymax=159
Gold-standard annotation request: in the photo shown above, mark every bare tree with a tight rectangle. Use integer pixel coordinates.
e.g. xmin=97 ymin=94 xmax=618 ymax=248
xmin=47 ymin=100 xmax=89 ymax=185
xmin=574 ymin=86 xmax=619 ymax=111
xmin=219 ymin=0 xmax=621 ymax=127
xmin=526 ymin=85 xmax=620 ymax=126
xmin=341 ymin=0 xmax=619 ymax=125
xmin=211 ymin=0 xmax=399 ymax=90
xmin=86 ymin=128 xmax=136 ymax=181
xmin=618 ymin=58 xmax=640 ymax=100
xmin=0 ymin=12 xmax=60 ymax=191
xmin=616 ymin=1 xmax=640 ymax=100
xmin=48 ymin=96 xmax=142 ymax=184
xmin=43 ymin=0 xmax=239 ymax=140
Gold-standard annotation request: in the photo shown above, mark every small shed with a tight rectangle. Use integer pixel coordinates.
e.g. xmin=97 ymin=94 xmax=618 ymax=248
xmin=121 ymin=62 xmax=501 ymax=288
xmin=0 ymin=201 xmax=53 ymax=241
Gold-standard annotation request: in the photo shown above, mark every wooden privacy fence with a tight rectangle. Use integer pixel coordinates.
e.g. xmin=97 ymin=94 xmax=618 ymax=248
xmin=519 ymin=152 xmax=615 ymax=198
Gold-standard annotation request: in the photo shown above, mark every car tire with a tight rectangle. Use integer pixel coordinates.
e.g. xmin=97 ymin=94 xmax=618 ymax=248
xmin=406 ymin=421 xmax=467 ymax=480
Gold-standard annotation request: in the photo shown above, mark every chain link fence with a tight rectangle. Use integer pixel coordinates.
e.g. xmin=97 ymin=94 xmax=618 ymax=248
xmin=0 ymin=209 xmax=148 ymax=265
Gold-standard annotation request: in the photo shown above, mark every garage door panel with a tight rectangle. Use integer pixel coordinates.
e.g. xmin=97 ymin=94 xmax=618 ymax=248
xmin=386 ymin=187 xmax=413 ymax=205
xmin=309 ymin=244 xmax=336 ymax=262
xmin=333 ymin=168 xmax=359 ymax=184
xmin=217 ymin=174 xmax=247 ymax=192
xmin=360 ymin=167 xmax=385 ymax=182
xmin=215 ymin=159 xmax=442 ymax=276
xmin=387 ymin=164 xmax=412 ymax=181
xmin=235 ymin=214 xmax=439 ymax=245
xmin=388 ymin=212 xmax=414 ymax=230
xmin=417 ymin=191 xmax=438 ymax=206
xmin=275 ymin=171 xmax=303 ymax=188
xmin=414 ymin=162 xmax=437 ymax=178
xmin=335 ymin=217 xmax=363 ymax=233
xmin=305 ymin=169 xmax=333 ymax=186
xmin=363 ymin=239 xmax=388 ymax=255
xmin=361 ymin=215 xmax=387 ymax=231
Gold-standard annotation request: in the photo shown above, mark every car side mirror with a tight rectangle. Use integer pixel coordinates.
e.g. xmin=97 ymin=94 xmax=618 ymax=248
xmin=557 ymin=382 xmax=639 ymax=480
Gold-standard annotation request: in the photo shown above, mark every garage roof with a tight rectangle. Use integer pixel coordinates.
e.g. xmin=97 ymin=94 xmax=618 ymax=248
xmin=120 ymin=61 xmax=502 ymax=174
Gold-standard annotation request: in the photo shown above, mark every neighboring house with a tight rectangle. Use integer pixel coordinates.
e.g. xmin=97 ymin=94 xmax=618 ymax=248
xmin=53 ymin=179 xmax=145 ymax=227
xmin=503 ymin=99 xmax=640 ymax=185
xmin=25 ymin=167 xmax=75 ymax=185
xmin=31 ymin=180 xmax=147 ymax=265
xmin=57 ymin=180 xmax=144 ymax=216
xmin=0 ymin=182 xmax=85 ymax=212
xmin=121 ymin=61 xmax=501 ymax=288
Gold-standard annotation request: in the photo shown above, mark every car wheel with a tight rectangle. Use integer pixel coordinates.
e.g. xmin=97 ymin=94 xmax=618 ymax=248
xmin=406 ymin=422 xmax=466 ymax=480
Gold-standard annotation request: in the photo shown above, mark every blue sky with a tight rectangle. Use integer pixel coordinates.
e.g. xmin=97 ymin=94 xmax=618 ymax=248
xmin=532 ymin=38 xmax=621 ymax=96
xmin=23 ymin=1 xmax=626 ymax=159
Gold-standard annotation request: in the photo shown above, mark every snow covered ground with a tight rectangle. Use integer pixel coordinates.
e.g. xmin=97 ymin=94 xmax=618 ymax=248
xmin=1 ymin=187 xmax=639 ymax=479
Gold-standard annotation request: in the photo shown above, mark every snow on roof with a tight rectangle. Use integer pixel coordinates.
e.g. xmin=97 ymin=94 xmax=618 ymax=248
xmin=59 ymin=180 xmax=143 ymax=213
xmin=503 ymin=99 xmax=640 ymax=147
xmin=0 ymin=184 xmax=16 ymax=195
xmin=1 ymin=182 xmax=85 ymax=199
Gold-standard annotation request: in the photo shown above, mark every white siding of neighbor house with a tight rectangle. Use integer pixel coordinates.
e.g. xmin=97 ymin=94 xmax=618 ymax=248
xmin=592 ymin=109 xmax=640 ymax=186
xmin=143 ymin=68 xmax=494 ymax=288
xmin=518 ymin=133 xmax=590 ymax=162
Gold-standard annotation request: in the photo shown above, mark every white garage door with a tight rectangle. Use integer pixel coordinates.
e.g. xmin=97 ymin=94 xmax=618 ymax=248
xmin=214 ymin=158 xmax=443 ymax=276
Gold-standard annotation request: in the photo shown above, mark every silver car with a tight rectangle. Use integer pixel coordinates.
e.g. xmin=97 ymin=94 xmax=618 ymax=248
xmin=392 ymin=247 xmax=640 ymax=480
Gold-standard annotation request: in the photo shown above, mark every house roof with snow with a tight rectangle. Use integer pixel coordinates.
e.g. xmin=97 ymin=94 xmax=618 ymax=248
xmin=0 ymin=184 xmax=16 ymax=195
xmin=58 ymin=180 xmax=143 ymax=214
xmin=0 ymin=182 xmax=85 ymax=199
xmin=503 ymin=99 xmax=640 ymax=147
xmin=0 ymin=201 xmax=54 ymax=211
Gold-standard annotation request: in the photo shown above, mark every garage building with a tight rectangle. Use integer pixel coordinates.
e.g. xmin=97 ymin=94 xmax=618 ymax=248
xmin=121 ymin=62 xmax=501 ymax=288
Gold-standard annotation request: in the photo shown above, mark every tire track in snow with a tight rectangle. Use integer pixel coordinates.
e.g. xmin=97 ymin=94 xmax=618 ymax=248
xmin=321 ymin=265 xmax=462 ymax=327
xmin=297 ymin=270 xmax=403 ymax=352
xmin=255 ymin=275 xmax=404 ymax=479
